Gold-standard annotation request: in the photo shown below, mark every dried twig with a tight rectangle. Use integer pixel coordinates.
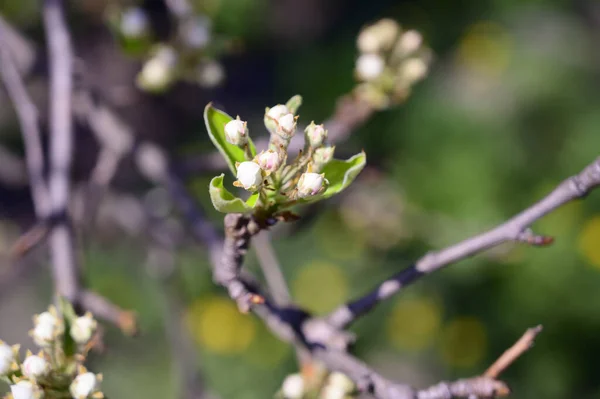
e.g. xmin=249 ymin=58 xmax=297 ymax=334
xmin=326 ymin=157 xmax=600 ymax=329
xmin=484 ymin=325 xmax=543 ymax=379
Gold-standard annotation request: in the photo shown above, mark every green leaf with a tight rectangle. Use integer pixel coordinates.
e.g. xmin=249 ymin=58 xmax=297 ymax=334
xmin=209 ymin=174 xmax=259 ymax=213
xmin=204 ymin=103 xmax=257 ymax=175
xmin=285 ymin=95 xmax=303 ymax=114
xmin=296 ymin=151 xmax=367 ymax=205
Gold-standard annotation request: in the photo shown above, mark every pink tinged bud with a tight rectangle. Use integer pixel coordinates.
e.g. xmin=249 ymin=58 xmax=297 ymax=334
xmin=266 ymin=104 xmax=289 ymax=121
xmin=224 ymin=118 xmax=248 ymax=146
xmin=277 ymin=113 xmax=296 ymax=133
xmin=236 ymin=161 xmax=263 ymax=191
xmin=11 ymin=381 xmax=42 ymax=399
xmin=257 ymin=150 xmax=281 ymax=173
xmin=305 ymin=123 xmax=327 ymax=148
xmin=22 ymin=355 xmax=49 ymax=379
xmin=356 ymin=54 xmax=385 ymax=81
xmin=0 ymin=342 xmax=15 ymax=376
xmin=314 ymin=146 xmax=335 ymax=165
xmin=70 ymin=372 xmax=101 ymax=399
xmin=297 ymin=173 xmax=326 ymax=198
xmin=70 ymin=314 xmax=97 ymax=345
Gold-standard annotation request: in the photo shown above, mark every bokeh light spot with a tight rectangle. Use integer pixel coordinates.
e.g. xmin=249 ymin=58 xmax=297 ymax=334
xmin=186 ymin=296 xmax=256 ymax=354
xmin=440 ymin=317 xmax=487 ymax=368
xmin=458 ymin=21 xmax=512 ymax=78
xmin=292 ymin=261 xmax=348 ymax=314
xmin=386 ymin=297 xmax=442 ymax=352
xmin=578 ymin=215 xmax=600 ymax=268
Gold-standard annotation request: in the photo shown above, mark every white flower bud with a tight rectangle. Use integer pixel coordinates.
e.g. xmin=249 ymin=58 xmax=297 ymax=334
xmin=327 ymin=372 xmax=355 ymax=393
xmin=137 ymin=58 xmax=173 ymax=92
xmin=321 ymin=386 xmax=348 ymax=399
xmin=22 ymin=355 xmax=49 ymax=379
xmin=224 ymin=118 xmax=248 ymax=146
xmin=257 ymin=150 xmax=281 ymax=173
xmin=236 ymin=162 xmax=263 ymax=191
xmin=180 ymin=17 xmax=211 ymax=49
xmin=401 ymin=58 xmax=428 ymax=84
xmin=120 ymin=7 xmax=149 ymax=38
xmin=70 ymin=313 xmax=97 ymax=345
xmin=197 ymin=61 xmax=224 ymax=88
xmin=281 ymin=373 xmax=304 ymax=398
xmin=397 ymin=30 xmax=423 ymax=56
xmin=313 ymin=146 xmax=335 ymax=165
xmin=0 ymin=341 xmax=16 ymax=376
xmin=297 ymin=173 xmax=326 ymax=198
xmin=11 ymin=381 xmax=42 ymax=399
xmin=356 ymin=54 xmax=385 ymax=81
xmin=70 ymin=372 xmax=101 ymax=399
xmin=373 ymin=19 xmax=400 ymax=50
xmin=266 ymin=104 xmax=289 ymax=121
xmin=357 ymin=28 xmax=380 ymax=53
xmin=31 ymin=311 xmax=61 ymax=347
xmin=305 ymin=122 xmax=327 ymax=148
xmin=278 ymin=113 xmax=296 ymax=134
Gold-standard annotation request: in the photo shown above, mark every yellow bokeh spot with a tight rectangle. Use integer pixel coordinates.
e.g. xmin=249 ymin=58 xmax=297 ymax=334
xmin=578 ymin=215 xmax=600 ymax=268
xmin=440 ymin=317 xmax=487 ymax=368
xmin=457 ymin=21 xmax=512 ymax=78
xmin=185 ymin=296 xmax=256 ymax=354
xmin=386 ymin=297 xmax=442 ymax=351
xmin=292 ymin=261 xmax=348 ymax=314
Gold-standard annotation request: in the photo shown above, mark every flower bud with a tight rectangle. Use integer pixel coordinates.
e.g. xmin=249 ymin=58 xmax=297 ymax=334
xmin=373 ymin=19 xmax=400 ymax=51
xmin=70 ymin=313 xmax=97 ymax=345
xmin=305 ymin=122 xmax=327 ymax=148
xmin=11 ymin=380 xmax=43 ymax=399
xmin=400 ymin=58 xmax=428 ymax=84
xmin=327 ymin=372 xmax=355 ymax=393
xmin=180 ymin=16 xmax=211 ymax=49
xmin=321 ymin=386 xmax=348 ymax=399
xmin=224 ymin=118 xmax=248 ymax=146
xmin=136 ymin=47 xmax=177 ymax=93
xmin=356 ymin=54 xmax=385 ymax=81
xmin=120 ymin=7 xmax=149 ymax=38
xmin=257 ymin=150 xmax=281 ymax=173
xmin=357 ymin=27 xmax=380 ymax=53
xmin=22 ymin=355 xmax=49 ymax=380
xmin=31 ymin=311 xmax=62 ymax=347
xmin=277 ymin=113 xmax=296 ymax=135
xmin=0 ymin=341 xmax=17 ymax=376
xmin=281 ymin=373 xmax=304 ymax=398
xmin=297 ymin=173 xmax=326 ymax=198
xmin=266 ymin=104 xmax=289 ymax=121
xmin=197 ymin=61 xmax=224 ymax=88
xmin=313 ymin=146 xmax=335 ymax=166
xmin=235 ymin=161 xmax=263 ymax=191
xmin=396 ymin=30 xmax=423 ymax=56
xmin=70 ymin=372 xmax=101 ymax=399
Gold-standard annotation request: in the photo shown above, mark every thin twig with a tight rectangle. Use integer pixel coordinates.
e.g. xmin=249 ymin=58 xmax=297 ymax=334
xmin=326 ymin=157 xmax=600 ymax=329
xmin=484 ymin=325 xmax=543 ymax=379
xmin=253 ymin=231 xmax=291 ymax=305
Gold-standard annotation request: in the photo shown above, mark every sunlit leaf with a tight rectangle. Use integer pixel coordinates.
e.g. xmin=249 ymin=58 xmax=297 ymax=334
xmin=204 ymin=103 xmax=257 ymax=175
xmin=209 ymin=174 xmax=259 ymax=213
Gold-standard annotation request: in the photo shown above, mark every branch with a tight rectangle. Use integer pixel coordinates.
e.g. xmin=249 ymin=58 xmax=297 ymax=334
xmin=483 ymin=325 xmax=543 ymax=379
xmin=326 ymin=157 xmax=600 ymax=329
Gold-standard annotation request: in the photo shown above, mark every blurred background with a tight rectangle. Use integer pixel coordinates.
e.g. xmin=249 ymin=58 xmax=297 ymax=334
xmin=1 ymin=0 xmax=600 ymax=398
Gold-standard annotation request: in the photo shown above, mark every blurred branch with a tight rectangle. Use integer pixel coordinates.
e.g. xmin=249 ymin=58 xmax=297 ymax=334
xmin=253 ymin=231 xmax=291 ymax=305
xmin=326 ymin=157 xmax=600 ymax=329
xmin=484 ymin=325 xmax=543 ymax=379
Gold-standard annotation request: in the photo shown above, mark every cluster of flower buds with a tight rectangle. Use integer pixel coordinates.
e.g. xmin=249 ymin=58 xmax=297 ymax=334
xmin=277 ymin=370 xmax=356 ymax=399
xmin=0 ymin=304 xmax=102 ymax=399
xmin=354 ymin=19 xmax=432 ymax=109
xmin=223 ymin=96 xmax=334 ymax=203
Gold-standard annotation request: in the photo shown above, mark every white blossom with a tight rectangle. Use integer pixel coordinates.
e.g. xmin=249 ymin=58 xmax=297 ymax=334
xmin=10 ymin=381 xmax=42 ymax=399
xmin=0 ymin=341 xmax=16 ymax=376
xmin=70 ymin=313 xmax=97 ymax=345
xmin=31 ymin=311 xmax=61 ymax=347
xmin=305 ymin=123 xmax=327 ymax=148
xmin=278 ymin=113 xmax=296 ymax=134
xmin=281 ymin=373 xmax=304 ymax=398
xmin=356 ymin=54 xmax=385 ymax=81
xmin=70 ymin=372 xmax=101 ymax=399
xmin=257 ymin=150 xmax=281 ymax=173
xmin=236 ymin=162 xmax=263 ymax=191
xmin=22 ymin=355 xmax=49 ymax=379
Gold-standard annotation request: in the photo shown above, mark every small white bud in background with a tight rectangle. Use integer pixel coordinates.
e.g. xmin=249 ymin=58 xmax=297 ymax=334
xmin=313 ymin=146 xmax=335 ymax=166
xmin=357 ymin=28 xmax=380 ymax=53
xmin=373 ymin=19 xmax=400 ymax=51
xmin=120 ymin=7 xmax=149 ymax=38
xmin=267 ymin=104 xmax=289 ymax=121
xmin=22 ymin=355 xmax=49 ymax=379
xmin=197 ymin=61 xmax=224 ymax=88
xmin=396 ymin=30 xmax=423 ymax=56
xmin=224 ymin=118 xmax=248 ymax=146
xmin=278 ymin=113 xmax=296 ymax=134
xmin=180 ymin=16 xmax=211 ymax=49
xmin=297 ymin=173 xmax=326 ymax=198
xmin=257 ymin=150 xmax=281 ymax=173
xmin=70 ymin=372 xmax=101 ymax=399
xmin=321 ymin=386 xmax=347 ymax=399
xmin=236 ymin=162 xmax=263 ymax=191
xmin=356 ymin=54 xmax=385 ymax=81
xmin=31 ymin=311 xmax=61 ymax=347
xmin=0 ymin=341 xmax=16 ymax=376
xmin=11 ymin=380 xmax=42 ymax=399
xmin=305 ymin=122 xmax=327 ymax=148
xmin=136 ymin=46 xmax=178 ymax=92
xmin=70 ymin=313 xmax=97 ymax=345
xmin=327 ymin=372 xmax=355 ymax=393
xmin=401 ymin=58 xmax=428 ymax=84
xmin=281 ymin=373 xmax=304 ymax=398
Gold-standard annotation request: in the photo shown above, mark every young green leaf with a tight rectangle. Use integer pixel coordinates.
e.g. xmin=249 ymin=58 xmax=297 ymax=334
xmin=295 ymin=151 xmax=367 ymax=205
xmin=209 ymin=174 xmax=260 ymax=213
xmin=204 ymin=104 xmax=257 ymax=175
xmin=285 ymin=95 xmax=303 ymax=114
